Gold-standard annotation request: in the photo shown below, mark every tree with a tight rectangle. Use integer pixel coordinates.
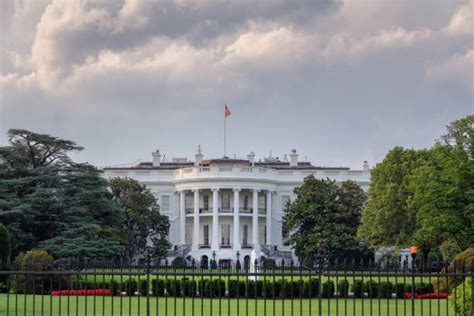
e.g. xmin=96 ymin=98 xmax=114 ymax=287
xmin=283 ymin=176 xmax=368 ymax=266
xmin=359 ymin=115 xmax=473 ymax=265
xmin=0 ymin=129 xmax=125 ymax=260
xmin=109 ymin=177 xmax=170 ymax=261
xmin=409 ymin=116 xmax=474 ymax=256
xmin=0 ymin=224 xmax=11 ymax=264
xmin=358 ymin=146 xmax=429 ymax=247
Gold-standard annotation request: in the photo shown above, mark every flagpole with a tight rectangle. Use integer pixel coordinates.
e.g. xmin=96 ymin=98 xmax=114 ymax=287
xmin=224 ymin=104 xmax=227 ymax=157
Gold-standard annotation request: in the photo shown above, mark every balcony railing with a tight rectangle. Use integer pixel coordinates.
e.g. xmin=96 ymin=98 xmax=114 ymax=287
xmin=199 ymin=207 xmax=212 ymax=213
xmin=219 ymin=207 xmax=234 ymax=213
xmin=198 ymin=244 xmax=211 ymax=249
xmin=241 ymin=244 xmax=253 ymax=249
xmin=219 ymin=243 xmax=232 ymax=249
xmin=240 ymin=208 xmax=252 ymax=213
xmin=185 ymin=208 xmax=193 ymax=214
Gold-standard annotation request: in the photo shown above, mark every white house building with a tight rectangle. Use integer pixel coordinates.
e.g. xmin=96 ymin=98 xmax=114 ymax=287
xmin=102 ymin=147 xmax=371 ymax=267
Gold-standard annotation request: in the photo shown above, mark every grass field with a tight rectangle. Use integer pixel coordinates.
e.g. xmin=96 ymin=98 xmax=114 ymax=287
xmin=0 ymin=294 xmax=456 ymax=315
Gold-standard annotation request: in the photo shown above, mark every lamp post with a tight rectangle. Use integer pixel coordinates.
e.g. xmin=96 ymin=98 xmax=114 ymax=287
xmin=410 ymin=246 xmax=417 ymax=270
xmin=410 ymin=246 xmax=417 ymax=316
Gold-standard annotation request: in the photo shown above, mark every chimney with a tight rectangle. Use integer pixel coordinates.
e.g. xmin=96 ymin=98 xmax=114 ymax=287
xmin=195 ymin=145 xmax=203 ymax=166
xmin=152 ymin=149 xmax=161 ymax=167
xmin=247 ymin=151 xmax=255 ymax=165
xmin=289 ymin=149 xmax=298 ymax=167
xmin=363 ymin=160 xmax=370 ymax=171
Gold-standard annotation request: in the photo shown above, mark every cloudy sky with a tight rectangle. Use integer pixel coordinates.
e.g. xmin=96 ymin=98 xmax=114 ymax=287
xmin=0 ymin=0 xmax=472 ymax=169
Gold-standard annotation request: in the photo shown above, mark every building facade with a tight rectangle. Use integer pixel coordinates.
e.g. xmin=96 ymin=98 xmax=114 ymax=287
xmin=102 ymin=147 xmax=371 ymax=267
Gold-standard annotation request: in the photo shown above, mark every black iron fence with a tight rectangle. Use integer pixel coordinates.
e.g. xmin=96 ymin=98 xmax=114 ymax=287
xmin=0 ymin=261 xmax=472 ymax=315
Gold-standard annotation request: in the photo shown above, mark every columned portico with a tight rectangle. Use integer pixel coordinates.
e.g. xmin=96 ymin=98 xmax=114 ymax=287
xmin=266 ymin=190 xmax=272 ymax=245
xmin=233 ymin=188 xmax=241 ymax=250
xmin=192 ymin=189 xmax=200 ymax=251
xmin=211 ymin=188 xmax=219 ymax=250
xmin=252 ymin=189 xmax=260 ymax=252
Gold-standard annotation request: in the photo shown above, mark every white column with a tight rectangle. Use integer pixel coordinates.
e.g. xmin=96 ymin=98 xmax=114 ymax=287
xmin=179 ymin=191 xmax=186 ymax=245
xmin=212 ymin=188 xmax=219 ymax=250
xmin=252 ymin=189 xmax=260 ymax=251
xmin=233 ymin=188 xmax=241 ymax=250
xmin=266 ymin=190 xmax=272 ymax=245
xmin=192 ymin=189 xmax=200 ymax=251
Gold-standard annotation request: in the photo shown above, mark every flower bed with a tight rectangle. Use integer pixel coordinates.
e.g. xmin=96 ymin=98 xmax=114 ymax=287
xmin=51 ymin=289 xmax=111 ymax=296
xmin=405 ymin=292 xmax=451 ymax=299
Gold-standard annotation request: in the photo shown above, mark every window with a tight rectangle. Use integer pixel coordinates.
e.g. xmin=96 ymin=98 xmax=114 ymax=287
xmin=185 ymin=195 xmax=193 ymax=210
xmin=242 ymin=225 xmax=248 ymax=245
xmin=258 ymin=195 xmax=265 ymax=210
xmin=203 ymin=195 xmax=209 ymax=210
xmin=282 ymin=226 xmax=289 ymax=246
xmin=221 ymin=224 xmax=230 ymax=245
xmin=203 ymin=225 xmax=209 ymax=245
xmin=243 ymin=195 xmax=249 ymax=210
xmin=161 ymin=195 xmax=170 ymax=213
xmin=222 ymin=194 xmax=230 ymax=209
xmin=282 ymin=195 xmax=291 ymax=212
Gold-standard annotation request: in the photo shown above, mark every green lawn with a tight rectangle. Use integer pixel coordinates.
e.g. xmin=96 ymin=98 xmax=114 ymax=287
xmin=0 ymin=294 xmax=456 ymax=315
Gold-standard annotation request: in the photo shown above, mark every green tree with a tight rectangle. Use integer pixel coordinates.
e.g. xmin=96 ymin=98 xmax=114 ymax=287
xmin=0 ymin=129 xmax=125 ymax=260
xmin=109 ymin=177 xmax=170 ymax=261
xmin=0 ymin=224 xmax=11 ymax=264
xmin=409 ymin=115 xmax=474 ymax=255
xmin=358 ymin=146 xmax=429 ymax=247
xmin=283 ymin=176 xmax=368 ymax=266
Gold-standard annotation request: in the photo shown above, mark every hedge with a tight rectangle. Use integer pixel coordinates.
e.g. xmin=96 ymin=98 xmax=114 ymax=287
xmin=338 ymin=280 xmax=350 ymax=298
xmin=351 ymin=280 xmax=364 ymax=298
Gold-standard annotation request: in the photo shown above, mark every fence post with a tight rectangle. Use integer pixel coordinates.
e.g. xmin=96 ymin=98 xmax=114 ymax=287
xmin=411 ymin=264 xmax=415 ymax=316
xmin=145 ymin=249 xmax=151 ymax=316
xmin=471 ymin=261 xmax=474 ymax=316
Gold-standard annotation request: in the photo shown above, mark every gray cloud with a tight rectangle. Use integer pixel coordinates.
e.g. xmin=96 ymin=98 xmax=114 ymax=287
xmin=0 ymin=0 xmax=472 ymax=169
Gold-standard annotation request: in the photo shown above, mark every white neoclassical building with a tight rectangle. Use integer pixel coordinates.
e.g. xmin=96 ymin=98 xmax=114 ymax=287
xmin=102 ymin=147 xmax=371 ymax=267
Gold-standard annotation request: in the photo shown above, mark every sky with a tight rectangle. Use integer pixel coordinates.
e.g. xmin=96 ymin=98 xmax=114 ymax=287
xmin=0 ymin=0 xmax=473 ymax=169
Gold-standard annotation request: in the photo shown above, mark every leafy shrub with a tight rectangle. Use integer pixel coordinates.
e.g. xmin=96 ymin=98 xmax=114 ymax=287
xmin=10 ymin=250 xmax=70 ymax=294
xmin=365 ymin=281 xmax=378 ymax=298
xmin=322 ymin=281 xmax=335 ymax=298
xmin=433 ymin=248 xmax=474 ymax=293
xmin=377 ymin=282 xmax=393 ymax=299
xmin=395 ymin=283 xmax=407 ymax=298
xmin=408 ymin=283 xmax=434 ymax=295
xmin=351 ymin=280 xmax=364 ymax=298
xmin=246 ymin=280 xmax=256 ymax=298
xmin=140 ymin=280 xmax=149 ymax=296
xmin=171 ymin=257 xmax=187 ymax=268
xmin=182 ymin=278 xmax=196 ymax=296
xmin=124 ymin=279 xmax=138 ymax=296
xmin=165 ymin=279 xmax=181 ymax=296
xmin=305 ymin=279 xmax=320 ymax=298
xmin=151 ymin=279 xmax=165 ymax=296
xmin=263 ymin=280 xmax=274 ymax=298
xmin=228 ymin=280 xmax=239 ymax=298
xmin=0 ymin=224 xmax=11 ymax=265
xmin=338 ymin=280 xmax=350 ymax=298
xmin=449 ymin=278 xmax=472 ymax=316
xmin=0 ymin=282 xmax=7 ymax=293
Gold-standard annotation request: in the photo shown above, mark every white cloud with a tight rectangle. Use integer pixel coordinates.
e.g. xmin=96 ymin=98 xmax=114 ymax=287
xmin=443 ymin=0 xmax=473 ymax=36
xmin=426 ymin=49 xmax=474 ymax=93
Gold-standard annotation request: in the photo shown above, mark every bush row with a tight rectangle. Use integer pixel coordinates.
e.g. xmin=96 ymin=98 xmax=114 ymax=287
xmin=67 ymin=279 xmax=434 ymax=299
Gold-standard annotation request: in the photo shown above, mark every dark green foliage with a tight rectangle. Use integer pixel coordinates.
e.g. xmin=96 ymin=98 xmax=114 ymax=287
xmin=171 ymin=256 xmax=187 ymax=268
xmin=246 ymin=280 xmax=256 ymax=298
xmin=151 ymin=279 xmax=165 ymax=296
xmin=352 ymin=280 xmax=365 ymax=298
xmin=322 ymin=281 xmax=335 ymax=298
xmin=0 ymin=129 xmax=125 ymax=260
xmin=262 ymin=258 xmax=276 ymax=269
xmin=181 ymin=278 xmax=196 ymax=297
xmin=305 ymin=278 xmax=320 ymax=298
xmin=140 ymin=280 xmax=149 ymax=296
xmin=365 ymin=281 xmax=378 ymax=298
xmin=0 ymin=282 xmax=7 ymax=293
xmin=9 ymin=250 xmax=71 ymax=294
xmin=407 ymin=283 xmax=434 ymax=295
xmin=165 ymin=279 xmax=181 ymax=296
xmin=338 ymin=279 xmax=350 ymax=298
xmin=109 ymin=177 xmax=170 ymax=261
xmin=0 ymin=224 xmax=11 ymax=264
xmin=197 ymin=279 xmax=224 ymax=297
xmin=395 ymin=283 xmax=407 ymax=298
xmin=262 ymin=280 xmax=274 ymax=298
xmin=284 ymin=176 xmax=368 ymax=266
xmin=210 ymin=259 xmax=218 ymax=269
xmin=124 ymin=279 xmax=138 ymax=296
xmin=378 ymin=282 xmax=393 ymax=298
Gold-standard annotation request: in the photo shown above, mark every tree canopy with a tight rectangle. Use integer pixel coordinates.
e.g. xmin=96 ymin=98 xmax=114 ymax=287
xmin=283 ymin=176 xmax=370 ymax=266
xmin=359 ymin=115 xmax=473 ymax=262
xmin=109 ymin=177 xmax=170 ymax=261
xmin=0 ymin=129 xmax=125 ymax=260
